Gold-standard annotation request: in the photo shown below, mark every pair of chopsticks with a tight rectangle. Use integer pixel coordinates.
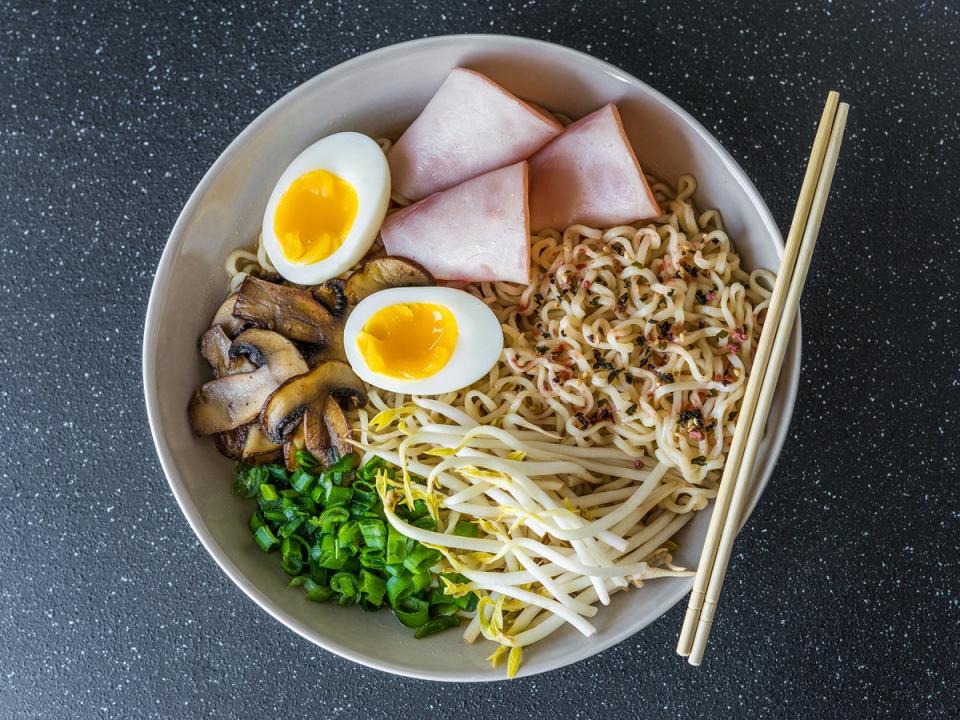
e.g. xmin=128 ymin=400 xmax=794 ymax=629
xmin=676 ymin=91 xmax=849 ymax=666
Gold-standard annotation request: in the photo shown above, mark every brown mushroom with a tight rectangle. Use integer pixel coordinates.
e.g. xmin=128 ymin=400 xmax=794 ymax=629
xmin=214 ymin=423 xmax=281 ymax=464
xmin=259 ymin=360 xmax=367 ymax=443
xmin=188 ymin=328 xmax=308 ymax=435
xmin=322 ymin=396 xmax=354 ymax=462
xmin=344 ymin=257 xmax=435 ymax=304
xmin=211 ymin=293 xmax=249 ymax=338
xmin=282 ymin=421 xmax=306 ymax=472
xmin=200 ymin=325 xmax=256 ymax=378
xmin=233 ymin=276 xmax=338 ymax=345
xmin=311 ymin=280 xmax=349 ymax=318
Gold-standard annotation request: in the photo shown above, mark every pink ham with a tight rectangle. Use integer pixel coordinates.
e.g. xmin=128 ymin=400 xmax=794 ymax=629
xmin=387 ymin=68 xmax=562 ymax=202
xmin=381 ymin=162 xmax=530 ymax=284
xmin=528 ymin=103 xmax=662 ymax=231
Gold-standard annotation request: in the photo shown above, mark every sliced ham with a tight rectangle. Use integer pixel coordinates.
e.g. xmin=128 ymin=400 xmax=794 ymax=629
xmin=388 ymin=68 xmax=562 ymax=202
xmin=528 ymin=103 xmax=662 ymax=232
xmin=381 ymin=162 xmax=530 ymax=284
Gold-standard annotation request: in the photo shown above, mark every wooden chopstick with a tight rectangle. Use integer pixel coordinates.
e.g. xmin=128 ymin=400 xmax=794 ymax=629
xmin=676 ymin=91 xmax=844 ymax=659
xmin=684 ymin=100 xmax=849 ymax=666
xmin=686 ymin=101 xmax=849 ymax=665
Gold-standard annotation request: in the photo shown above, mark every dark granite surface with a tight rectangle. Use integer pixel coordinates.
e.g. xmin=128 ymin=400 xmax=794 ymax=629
xmin=1 ymin=1 xmax=958 ymax=718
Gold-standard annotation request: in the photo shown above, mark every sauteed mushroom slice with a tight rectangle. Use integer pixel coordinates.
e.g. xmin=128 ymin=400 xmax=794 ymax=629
xmin=259 ymin=361 xmax=367 ymax=444
xmin=322 ymin=396 xmax=354 ymax=462
xmin=214 ymin=425 xmax=247 ymax=460
xmin=211 ymin=293 xmax=249 ymax=338
xmin=344 ymin=257 xmax=434 ymax=304
xmin=283 ymin=421 xmax=306 ymax=472
xmin=306 ymin=332 xmax=347 ymax=366
xmin=239 ymin=424 xmax=281 ymax=464
xmin=200 ymin=326 xmax=255 ymax=377
xmin=311 ymin=280 xmax=349 ymax=319
xmin=304 ymin=404 xmax=338 ymax=467
xmin=233 ymin=276 xmax=337 ymax=345
xmin=215 ymin=424 xmax=281 ymax=464
xmin=188 ymin=329 xmax=308 ymax=435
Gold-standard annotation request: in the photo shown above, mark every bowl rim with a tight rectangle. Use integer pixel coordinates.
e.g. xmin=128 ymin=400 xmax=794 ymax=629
xmin=143 ymin=33 xmax=801 ymax=682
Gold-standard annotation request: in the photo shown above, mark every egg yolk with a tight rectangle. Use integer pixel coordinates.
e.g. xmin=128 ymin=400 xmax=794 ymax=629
xmin=356 ymin=303 xmax=458 ymax=380
xmin=274 ymin=169 xmax=358 ymax=264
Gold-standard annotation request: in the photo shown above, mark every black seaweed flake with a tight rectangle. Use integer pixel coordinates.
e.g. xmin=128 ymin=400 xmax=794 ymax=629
xmin=678 ymin=408 xmax=704 ymax=429
xmin=691 ymin=456 xmax=707 ymax=466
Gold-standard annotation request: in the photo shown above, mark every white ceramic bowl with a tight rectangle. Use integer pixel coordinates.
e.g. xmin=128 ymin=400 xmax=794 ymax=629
xmin=143 ymin=35 xmax=800 ymax=681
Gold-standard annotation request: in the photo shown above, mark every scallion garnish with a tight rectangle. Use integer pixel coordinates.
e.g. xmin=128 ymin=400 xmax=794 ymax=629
xmin=414 ymin=615 xmax=460 ymax=638
xmin=234 ymin=454 xmax=473 ymax=638
xmin=253 ymin=525 xmax=279 ymax=552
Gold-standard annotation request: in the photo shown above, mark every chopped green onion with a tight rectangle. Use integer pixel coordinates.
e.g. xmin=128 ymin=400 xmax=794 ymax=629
xmin=337 ymin=520 xmax=363 ymax=553
xmin=404 ymin=544 xmax=441 ymax=575
xmin=233 ymin=465 xmax=262 ymax=498
xmin=401 ymin=499 xmax=430 ymax=522
xmin=278 ymin=516 xmax=304 ymax=538
xmin=359 ymin=547 xmax=385 ymax=570
xmin=314 ymin=506 xmax=350 ymax=534
xmin=350 ymin=480 xmax=378 ymax=510
xmin=358 ymin=519 xmax=386 ymax=549
xmin=386 ymin=575 xmax=414 ymax=606
xmin=412 ymin=516 xmax=437 ymax=531
xmin=254 ymin=525 xmax=279 ymax=552
xmin=262 ymin=509 xmax=286 ymax=524
xmin=310 ymin=535 xmax=346 ymax=570
xmin=394 ymin=596 xmax=430 ymax=628
xmin=301 ymin=577 xmax=333 ymax=603
xmin=290 ymin=469 xmax=315 ymax=494
xmin=295 ymin=449 xmax=319 ymax=470
xmin=453 ymin=520 xmax=479 ymax=538
xmin=249 ymin=511 xmax=266 ymax=534
xmin=241 ymin=456 xmax=454 ymax=641
xmin=386 ymin=525 xmax=406 ymax=565
xmin=257 ymin=482 xmax=280 ymax=510
xmin=330 ymin=571 xmax=359 ymax=599
xmin=328 ymin=453 xmax=357 ymax=474
xmin=411 ymin=570 xmax=433 ymax=592
xmin=280 ymin=537 xmax=304 ymax=575
xmin=359 ymin=570 xmax=387 ymax=606
xmin=439 ymin=573 xmax=479 ymax=611
xmin=356 ymin=456 xmax=385 ymax=481
xmin=267 ymin=465 xmax=289 ymax=482
xmin=429 ymin=603 xmax=459 ymax=617
xmin=414 ymin=615 xmax=460 ymax=638
xmin=325 ymin=484 xmax=353 ymax=507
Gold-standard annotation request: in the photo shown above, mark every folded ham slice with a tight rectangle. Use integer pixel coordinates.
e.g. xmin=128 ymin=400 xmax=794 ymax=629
xmin=381 ymin=162 xmax=530 ymax=284
xmin=528 ymin=103 xmax=661 ymax=231
xmin=387 ymin=68 xmax=562 ymax=202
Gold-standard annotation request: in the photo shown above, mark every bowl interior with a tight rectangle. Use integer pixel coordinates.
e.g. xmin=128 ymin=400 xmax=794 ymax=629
xmin=144 ymin=35 xmax=799 ymax=681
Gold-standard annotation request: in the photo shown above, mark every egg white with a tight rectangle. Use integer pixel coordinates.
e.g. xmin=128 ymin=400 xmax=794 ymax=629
xmin=262 ymin=132 xmax=390 ymax=285
xmin=344 ymin=287 xmax=504 ymax=395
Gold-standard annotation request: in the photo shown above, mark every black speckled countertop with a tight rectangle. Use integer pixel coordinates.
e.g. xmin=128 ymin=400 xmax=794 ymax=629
xmin=1 ymin=1 xmax=958 ymax=718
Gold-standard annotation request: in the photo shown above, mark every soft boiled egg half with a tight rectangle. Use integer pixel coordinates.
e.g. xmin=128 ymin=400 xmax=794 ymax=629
xmin=344 ymin=287 xmax=503 ymax=395
xmin=262 ymin=133 xmax=390 ymax=285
